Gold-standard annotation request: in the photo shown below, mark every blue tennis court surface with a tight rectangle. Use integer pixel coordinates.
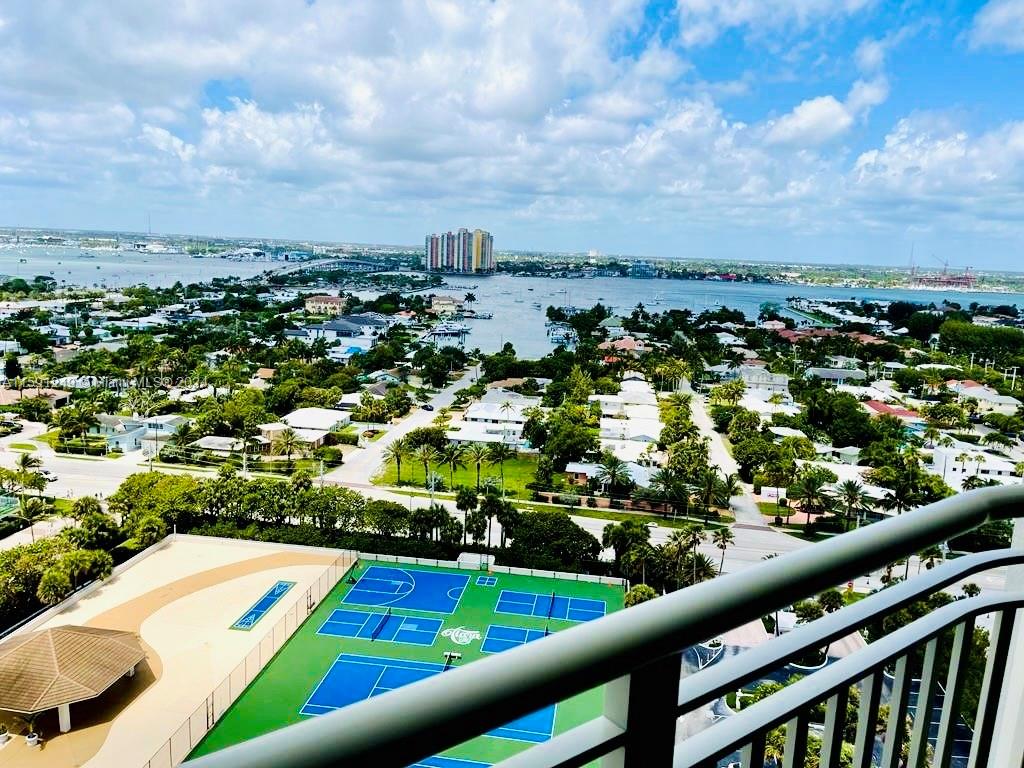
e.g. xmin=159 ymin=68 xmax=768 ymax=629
xmin=481 ymin=625 xmax=546 ymax=654
xmin=317 ymin=609 xmax=441 ymax=646
xmin=495 ymin=590 xmax=606 ymax=622
xmin=343 ymin=566 xmax=469 ymax=614
xmin=412 ymin=757 xmax=490 ymax=768
xmin=301 ymin=654 xmax=555 ymax=743
xmin=476 ymin=576 xmax=497 ymax=587
xmin=230 ymin=580 xmax=295 ymax=630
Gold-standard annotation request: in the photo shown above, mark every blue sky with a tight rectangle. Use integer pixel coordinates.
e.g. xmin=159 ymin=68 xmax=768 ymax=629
xmin=1 ymin=1 xmax=1024 ymax=267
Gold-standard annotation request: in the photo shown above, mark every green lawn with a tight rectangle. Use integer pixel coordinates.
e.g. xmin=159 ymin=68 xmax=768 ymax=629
xmin=188 ymin=560 xmax=624 ymax=764
xmin=376 ymin=455 xmax=538 ymax=499
xmin=8 ymin=443 xmax=36 ymax=451
xmin=32 ymin=429 xmax=61 ymax=447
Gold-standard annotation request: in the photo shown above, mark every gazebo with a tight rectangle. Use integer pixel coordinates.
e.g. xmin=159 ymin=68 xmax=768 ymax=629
xmin=0 ymin=625 xmax=146 ymax=733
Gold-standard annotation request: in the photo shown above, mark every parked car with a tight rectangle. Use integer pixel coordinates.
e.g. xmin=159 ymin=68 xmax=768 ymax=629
xmin=422 ymin=404 xmax=434 ymax=411
xmin=40 ymin=470 xmax=57 ymax=482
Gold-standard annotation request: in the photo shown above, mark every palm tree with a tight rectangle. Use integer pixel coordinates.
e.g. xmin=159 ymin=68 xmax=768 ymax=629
xmin=684 ymin=552 xmax=719 ymax=586
xmin=440 ymin=443 xmax=467 ymax=489
xmin=486 ymin=442 xmax=516 ymax=496
xmin=712 ymin=528 xmax=734 ymax=572
xmin=14 ymin=451 xmax=42 ymax=474
xmin=595 ymin=452 xmax=632 ymax=496
xmin=836 ymin=479 xmax=872 ymax=531
xmin=413 ymin=444 xmax=440 ymax=501
xmin=956 ymin=452 xmax=972 ymax=478
xmin=922 ymin=425 xmax=940 ymax=448
xmin=789 ymin=471 xmax=834 ymax=526
xmin=651 ymin=467 xmax=692 ymax=518
xmin=15 ymin=497 xmax=50 ymax=543
xmin=273 ymin=427 xmax=303 ymax=465
xmin=466 ymin=442 xmax=489 ymax=492
xmin=383 ymin=437 xmax=412 ymax=485
xmin=668 ymin=524 xmax=706 ymax=587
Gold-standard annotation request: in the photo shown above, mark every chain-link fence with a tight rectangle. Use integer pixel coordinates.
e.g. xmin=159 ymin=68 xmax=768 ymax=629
xmin=142 ymin=553 xmax=356 ymax=768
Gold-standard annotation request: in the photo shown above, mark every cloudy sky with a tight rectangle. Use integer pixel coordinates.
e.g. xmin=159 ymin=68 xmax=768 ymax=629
xmin=1 ymin=1 xmax=1024 ymax=267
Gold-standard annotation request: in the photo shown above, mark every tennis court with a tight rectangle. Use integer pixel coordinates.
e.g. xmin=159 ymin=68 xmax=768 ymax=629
xmin=301 ymin=653 xmax=556 ymax=743
xmin=230 ymin=580 xmax=295 ymax=630
xmin=317 ymin=608 xmax=442 ymax=646
xmin=190 ymin=560 xmax=624 ymax=766
xmin=495 ymin=590 xmax=606 ymax=622
xmin=343 ymin=565 xmax=469 ymax=613
xmin=412 ymin=757 xmax=490 ymax=768
xmin=481 ymin=625 xmax=546 ymax=654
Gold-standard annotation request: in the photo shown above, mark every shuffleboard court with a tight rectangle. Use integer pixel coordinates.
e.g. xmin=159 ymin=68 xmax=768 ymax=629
xmin=481 ymin=625 xmax=546 ymax=654
xmin=476 ymin=576 xmax=498 ymax=587
xmin=230 ymin=580 xmax=296 ymax=631
xmin=495 ymin=590 xmax=606 ymax=622
xmin=343 ymin=565 xmax=469 ymax=614
xmin=300 ymin=653 xmax=555 ymax=743
xmin=317 ymin=608 xmax=441 ymax=646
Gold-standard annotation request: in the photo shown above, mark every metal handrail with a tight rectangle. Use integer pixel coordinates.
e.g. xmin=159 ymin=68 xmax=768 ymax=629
xmin=674 ymin=592 xmax=1024 ymax=767
xmin=187 ymin=485 xmax=1024 ymax=768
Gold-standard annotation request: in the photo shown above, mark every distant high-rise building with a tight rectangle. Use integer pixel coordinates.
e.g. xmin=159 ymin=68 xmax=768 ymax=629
xmin=424 ymin=228 xmax=495 ymax=273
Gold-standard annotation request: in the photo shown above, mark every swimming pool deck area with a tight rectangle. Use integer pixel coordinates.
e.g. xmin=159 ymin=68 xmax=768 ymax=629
xmin=0 ymin=536 xmax=354 ymax=768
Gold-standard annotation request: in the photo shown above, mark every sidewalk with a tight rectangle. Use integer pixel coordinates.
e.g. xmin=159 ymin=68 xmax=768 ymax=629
xmin=0 ymin=516 xmax=74 ymax=551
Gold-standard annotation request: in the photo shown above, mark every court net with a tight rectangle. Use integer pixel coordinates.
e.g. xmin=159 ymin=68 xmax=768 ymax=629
xmin=370 ymin=607 xmax=392 ymax=641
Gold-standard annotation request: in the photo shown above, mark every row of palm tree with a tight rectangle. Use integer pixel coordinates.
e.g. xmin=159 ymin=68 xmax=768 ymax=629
xmin=788 ymin=473 xmax=874 ymax=531
xmin=48 ymin=402 xmax=100 ymax=445
xmin=383 ymin=438 xmax=518 ymax=496
xmin=3 ymin=452 xmax=51 ymax=542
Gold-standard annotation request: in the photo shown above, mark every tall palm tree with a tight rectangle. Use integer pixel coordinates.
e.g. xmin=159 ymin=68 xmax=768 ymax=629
xmin=668 ymin=524 xmax=706 ymax=587
xmin=413 ymin=444 xmax=440 ymax=501
xmin=712 ymin=527 xmax=734 ymax=572
xmin=465 ymin=442 xmax=489 ymax=492
xmin=383 ymin=437 xmax=412 ymax=485
xmin=486 ymin=442 xmax=516 ymax=496
xmin=921 ymin=425 xmax=941 ymax=448
xmin=440 ymin=443 xmax=467 ymax=490
xmin=15 ymin=497 xmax=50 ymax=543
xmin=273 ymin=427 xmax=303 ymax=465
xmin=836 ymin=479 xmax=872 ymax=531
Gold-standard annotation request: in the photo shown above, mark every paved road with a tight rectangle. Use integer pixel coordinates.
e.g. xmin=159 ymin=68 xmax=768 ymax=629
xmin=681 ymin=381 xmax=767 ymax=528
xmin=324 ymin=364 xmax=480 ymax=485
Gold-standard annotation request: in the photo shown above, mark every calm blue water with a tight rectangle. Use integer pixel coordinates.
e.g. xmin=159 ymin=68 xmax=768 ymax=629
xmin=447 ymin=273 xmax=1024 ymax=357
xmin=0 ymin=245 xmax=271 ymax=288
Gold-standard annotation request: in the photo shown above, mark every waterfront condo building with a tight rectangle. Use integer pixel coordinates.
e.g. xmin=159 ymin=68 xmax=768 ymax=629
xmin=424 ymin=228 xmax=495 ymax=273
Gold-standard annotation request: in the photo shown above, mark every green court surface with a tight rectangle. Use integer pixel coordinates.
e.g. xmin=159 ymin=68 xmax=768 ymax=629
xmin=188 ymin=560 xmax=624 ymax=765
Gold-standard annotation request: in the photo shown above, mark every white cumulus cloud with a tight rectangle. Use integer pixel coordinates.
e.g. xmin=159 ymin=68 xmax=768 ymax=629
xmin=970 ymin=0 xmax=1024 ymax=51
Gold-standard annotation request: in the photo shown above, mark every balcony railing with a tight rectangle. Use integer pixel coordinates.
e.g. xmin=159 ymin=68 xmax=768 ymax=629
xmin=187 ymin=485 xmax=1024 ymax=768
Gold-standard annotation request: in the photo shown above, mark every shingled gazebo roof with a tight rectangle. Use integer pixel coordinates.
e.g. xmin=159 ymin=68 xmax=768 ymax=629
xmin=0 ymin=625 xmax=146 ymax=714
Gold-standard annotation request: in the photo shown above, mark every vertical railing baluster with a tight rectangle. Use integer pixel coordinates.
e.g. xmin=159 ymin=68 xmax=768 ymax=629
xmin=968 ymin=610 xmax=1016 ymax=768
xmin=740 ymin=731 xmax=766 ymax=768
xmin=935 ymin=618 xmax=975 ymax=768
xmin=819 ymin=688 xmax=849 ymax=768
xmin=908 ymin=636 xmax=941 ymax=768
xmin=853 ymin=671 xmax=881 ymax=768
xmin=880 ymin=655 xmax=912 ymax=768
xmin=602 ymin=674 xmax=629 ymax=768
xmin=622 ymin=653 xmax=682 ymax=768
xmin=782 ymin=710 xmax=809 ymax=768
